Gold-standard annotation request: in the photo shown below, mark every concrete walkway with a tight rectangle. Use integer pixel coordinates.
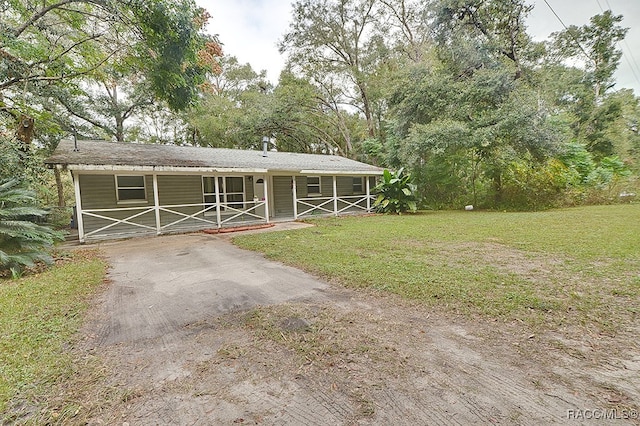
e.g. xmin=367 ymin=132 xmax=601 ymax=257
xmin=91 ymin=227 xmax=327 ymax=346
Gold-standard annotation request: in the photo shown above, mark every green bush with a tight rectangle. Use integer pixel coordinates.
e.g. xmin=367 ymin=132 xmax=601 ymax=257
xmin=373 ymin=168 xmax=418 ymax=214
xmin=499 ymin=159 xmax=573 ymax=210
xmin=0 ymin=180 xmax=64 ymax=278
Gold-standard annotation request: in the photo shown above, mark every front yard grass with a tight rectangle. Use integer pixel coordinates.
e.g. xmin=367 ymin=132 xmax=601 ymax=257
xmin=0 ymin=250 xmax=107 ymax=416
xmin=234 ymin=204 xmax=640 ymax=333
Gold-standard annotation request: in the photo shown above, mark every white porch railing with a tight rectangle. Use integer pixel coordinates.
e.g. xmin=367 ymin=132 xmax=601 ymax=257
xmin=219 ymin=200 xmax=267 ymax=225
xmin=79 ymin=200 xmax=268 ymax=242
xmin=82 ymin=206 xmax=156 ymax=240
xmin=296 ymin=194 xmax=375 ymax=218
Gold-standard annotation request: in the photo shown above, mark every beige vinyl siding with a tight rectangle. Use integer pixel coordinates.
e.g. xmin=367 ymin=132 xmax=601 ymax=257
xmin=272 ymin=176 xmax=293 ymax=218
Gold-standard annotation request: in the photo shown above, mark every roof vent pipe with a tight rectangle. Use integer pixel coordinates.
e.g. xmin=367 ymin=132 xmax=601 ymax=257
xmin=262 ymin=136 xmax=269 ymax=157
xmin=73 ymin=133 xmax=79 ymax=152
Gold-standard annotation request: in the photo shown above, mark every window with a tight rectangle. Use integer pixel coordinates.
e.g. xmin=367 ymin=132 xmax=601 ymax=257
xmin=115 ymin=175 xmax=146 ymax=202
xmin=203 ymin=176 xmax=217 ymax=214
xmin=307 ymin=176 xmax=321 ymax=195
xmin=202 ymin=176 xmax=245 ymax=214
xmin=224 ymin=176 xmax=245 ymax=209
xmin=352 ymin=177 xmax=363 ymax=193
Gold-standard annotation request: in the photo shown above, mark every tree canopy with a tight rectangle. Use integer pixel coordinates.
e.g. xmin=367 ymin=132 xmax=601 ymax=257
xmin=1 ymin=0 xmax=639 ymax=214
xmin=1 ymin=0 xmax=221 ymax=144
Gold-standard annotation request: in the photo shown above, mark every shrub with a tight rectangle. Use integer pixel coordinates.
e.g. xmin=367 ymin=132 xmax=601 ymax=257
xmin=499 ymin=159 xmax=573 ymax=210
xmin=0 ymin=179 xmax=64 ymax=278
xmin=373 ymin=168 xmax=418 ymax=214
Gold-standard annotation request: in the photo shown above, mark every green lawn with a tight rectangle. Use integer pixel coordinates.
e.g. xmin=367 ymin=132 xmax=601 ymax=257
xmin=234 ymin=204 xmax=640 ymax=331
xmin=0 ymin=251 xmax=106 ymax=416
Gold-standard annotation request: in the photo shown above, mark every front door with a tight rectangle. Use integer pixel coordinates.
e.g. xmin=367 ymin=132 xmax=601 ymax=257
xmin=253 ymin=177 xmax=266 ymax=218
xmin=271 ymin=176 xmax=295 ymax=218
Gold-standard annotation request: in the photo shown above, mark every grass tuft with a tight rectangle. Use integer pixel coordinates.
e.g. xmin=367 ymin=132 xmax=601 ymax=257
xmin=0 ymin=250 xmax=107 ymax=416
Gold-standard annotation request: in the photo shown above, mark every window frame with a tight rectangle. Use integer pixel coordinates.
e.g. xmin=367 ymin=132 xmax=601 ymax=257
xmin=202 ymin=175 xmax=246 ymax=215
xmin=352 ymin=177 xmax=364 ymax=194
xmin=306 ymin=176 xmax=321 ymax=196
xmin=115 ymin=175 xmax=147 ymax=204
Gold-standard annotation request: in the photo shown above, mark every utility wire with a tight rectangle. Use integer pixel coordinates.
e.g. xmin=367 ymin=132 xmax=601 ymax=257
xmin=542 ymin=0 xmax=592 ymax=60
xmin=597 ymin=0 xmax=640 ymax=90
xmin=604 ymin=0 xmax=640 ymax=87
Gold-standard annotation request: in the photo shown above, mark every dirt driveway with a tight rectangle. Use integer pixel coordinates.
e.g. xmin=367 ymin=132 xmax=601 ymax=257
xmin=73 ymin=230 xmax=639 ymax=425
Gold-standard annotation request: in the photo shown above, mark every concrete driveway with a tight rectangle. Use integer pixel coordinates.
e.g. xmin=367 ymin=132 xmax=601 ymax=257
xmin=92 ymin=230 xmax=329 ymax=346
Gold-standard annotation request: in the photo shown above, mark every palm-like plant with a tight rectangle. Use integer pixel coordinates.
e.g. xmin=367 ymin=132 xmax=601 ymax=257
xmin=0 ymin=179 xmax=64 ymax=278
xmin=373 ymin=168 xmax=418 ymax=214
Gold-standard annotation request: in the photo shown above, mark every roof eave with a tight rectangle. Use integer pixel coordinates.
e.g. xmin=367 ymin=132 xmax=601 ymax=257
xmin=60 ymin=164 xmax=383 ymax=175
xmin=66 ymin=164 xmax=269 ymax=173
xmin=299 ymin=169 xmax=384 ymax=175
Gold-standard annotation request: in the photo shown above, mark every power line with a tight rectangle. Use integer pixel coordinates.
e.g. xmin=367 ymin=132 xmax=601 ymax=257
xmin=599 ymin=0 xmax=640 ymax=90
xmin=605 ymin=0 xmax=640 ymax=82
xmin=542 ymin=0 xmax=570 ymax=32
xmin=542 ymin=0 xmax=592 ymax=60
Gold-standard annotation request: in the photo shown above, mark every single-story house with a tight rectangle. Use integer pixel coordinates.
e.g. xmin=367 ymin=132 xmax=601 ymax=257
xmin=45 ymin=139 xmax=384 ymax=242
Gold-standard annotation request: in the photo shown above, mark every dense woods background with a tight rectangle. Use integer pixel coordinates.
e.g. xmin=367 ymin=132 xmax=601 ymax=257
xmin=2 ymin=0 xmax=639 ymax=211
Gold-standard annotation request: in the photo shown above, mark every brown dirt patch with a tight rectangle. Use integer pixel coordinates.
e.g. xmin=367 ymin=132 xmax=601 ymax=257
xmin=13 ymin=285 xmax=639 ymax=425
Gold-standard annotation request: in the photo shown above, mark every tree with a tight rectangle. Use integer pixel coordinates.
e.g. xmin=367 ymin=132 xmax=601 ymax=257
xmin=378 ymin=0 xmax=433 ymax=63
xmin=550 ymin=10 xmax=628 ymax=102
xmin=386 ymin=59 xmax=559 ymax=208
xmin=433 ymin=0 xmax=535 ymax=79
xmin=185 ymin=56 xmax=271 ymax=148
xmin=0 ymin=179 xmax=63 ymax=278
xmin=263 ymin=72 xmax=369 ymax=155
xmin=280 ymin=0 xmax=386 ymax=139
xmin=1 ymin=0 xmax=221 ymax=143
xmin=535 ymin=11 xmax=631 ymax=162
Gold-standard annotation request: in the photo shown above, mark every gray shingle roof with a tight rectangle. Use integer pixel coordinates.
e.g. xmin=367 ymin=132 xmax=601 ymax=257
xmin=45 ymin=139 xmax=384 ymax=174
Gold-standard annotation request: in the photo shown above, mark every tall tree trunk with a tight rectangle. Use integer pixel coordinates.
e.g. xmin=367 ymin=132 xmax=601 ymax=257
xmin=357 ymin=82 xmax=375 ymax=137
xmin=54 ymin=167 xmax=65 ymax=207
xmin=115 ymin=115 xmax=124 ymax=142
xmin=493 ymin=173 xmax=502 ymax=206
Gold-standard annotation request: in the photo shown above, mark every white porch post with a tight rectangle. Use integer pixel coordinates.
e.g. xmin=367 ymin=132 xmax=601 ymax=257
xmin=366 ymin=176 xmax=371 ymax=212
xmin=292 ymin=175 xmax=298 ymax=219
xmin=333 ymin=175 xmax=338 ymax=216
xmin=152 ymin=174 xmax=161 ymax=235
xmin=214 ymin=175 xmax=222 ymax=228
xmin=263 ymin=175 xmax=270 ymax=223
xmin=72 ymin=170 xmax=85 ymax=243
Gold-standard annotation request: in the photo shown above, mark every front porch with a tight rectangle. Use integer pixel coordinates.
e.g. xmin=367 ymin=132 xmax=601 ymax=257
xmin=73 ymin=173 xmax=377 ymax=242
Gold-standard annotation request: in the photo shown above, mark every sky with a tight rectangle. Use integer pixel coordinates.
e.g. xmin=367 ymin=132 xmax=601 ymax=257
xmin=196 ymin=0 xmax=640 ymax=94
